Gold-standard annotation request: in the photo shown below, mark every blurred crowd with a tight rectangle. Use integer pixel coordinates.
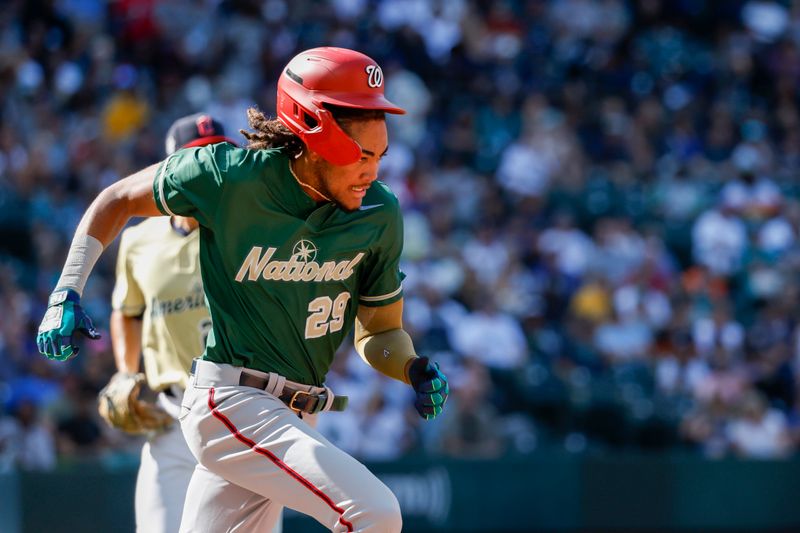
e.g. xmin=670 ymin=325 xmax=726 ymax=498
xmin=4 ymin=0 xmax=800 ymax=471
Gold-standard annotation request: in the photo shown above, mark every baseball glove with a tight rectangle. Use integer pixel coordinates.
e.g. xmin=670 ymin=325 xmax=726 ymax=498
xmin=97 ymin=372 xmax=174 ymax=434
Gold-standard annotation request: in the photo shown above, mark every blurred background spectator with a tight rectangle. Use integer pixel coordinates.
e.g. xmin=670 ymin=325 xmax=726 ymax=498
xmin=4 ymin=0 xmax=800 ymax=470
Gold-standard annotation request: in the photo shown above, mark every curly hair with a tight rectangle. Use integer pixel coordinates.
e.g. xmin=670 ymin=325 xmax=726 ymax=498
xmin=240 ymin=107 xmax=305 ymax=157
xmin=240 ymin=105 xmax=385 ymax=158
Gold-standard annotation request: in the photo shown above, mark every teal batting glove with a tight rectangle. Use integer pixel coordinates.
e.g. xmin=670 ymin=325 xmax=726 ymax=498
xmin=37 ymin=289 xmax=100 ymax=361
xmin=408 ymin=356 xmax=449 ymax=421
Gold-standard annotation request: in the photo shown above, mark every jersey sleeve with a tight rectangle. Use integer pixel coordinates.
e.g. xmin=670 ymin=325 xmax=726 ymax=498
xmin=358 ymin=195 xmax=405 ymax=307
xmin=152 ymin=146 xmax=226 ymax=228
xmin=111 ymin=228 xmax=146 ymax=317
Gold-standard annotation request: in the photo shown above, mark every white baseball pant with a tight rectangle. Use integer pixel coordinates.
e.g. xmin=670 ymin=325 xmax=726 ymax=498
xmin=178 ymin=359 xmax=402 ymax=532
xmin=135 ymin=389 xmax=195 ymax=533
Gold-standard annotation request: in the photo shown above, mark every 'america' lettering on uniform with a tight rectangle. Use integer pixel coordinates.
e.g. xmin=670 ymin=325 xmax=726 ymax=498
xmin=153 ymin=144 xmax=404 ymax=386
xmin=112 ymin=217 xmax=210 ymax=391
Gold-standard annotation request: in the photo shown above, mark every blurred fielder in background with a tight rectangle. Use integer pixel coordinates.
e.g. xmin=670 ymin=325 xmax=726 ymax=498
xmin=96 ymin=114 xmax=235 ymax=533
xmin=36 ymin=46 xmax=448 ymax=532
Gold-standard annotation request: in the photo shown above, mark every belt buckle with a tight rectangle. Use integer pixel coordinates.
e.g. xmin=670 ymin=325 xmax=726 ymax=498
xmin=288 ymin=390 xmax=312 ymax=414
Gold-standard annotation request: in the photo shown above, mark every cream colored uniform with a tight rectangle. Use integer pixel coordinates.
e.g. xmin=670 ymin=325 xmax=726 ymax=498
xmin=112 ymin=217 xmax=208 ymax=533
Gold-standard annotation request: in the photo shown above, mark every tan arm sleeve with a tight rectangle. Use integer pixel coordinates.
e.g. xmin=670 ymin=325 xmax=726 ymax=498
xmin=354 ymin=299 xmax=418 ymax=384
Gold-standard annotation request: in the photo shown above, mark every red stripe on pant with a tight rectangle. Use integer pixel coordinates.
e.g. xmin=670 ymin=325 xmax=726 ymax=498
xmin=207 ymin=387 xmax=354 ymax=532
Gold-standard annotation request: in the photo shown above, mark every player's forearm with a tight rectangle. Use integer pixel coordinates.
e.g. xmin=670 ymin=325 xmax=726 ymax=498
xmin=354 ymin=301 xmax=418 ymax=384
xmin=355 ymin=327 xmax=417 ymax=384
xmin=56 ymin=165 xmax=162 ymax=295
xmin=110 ymin=310 xmax=143 ymax=374
xmin=355 ymin=299 xmax=417 ymax=383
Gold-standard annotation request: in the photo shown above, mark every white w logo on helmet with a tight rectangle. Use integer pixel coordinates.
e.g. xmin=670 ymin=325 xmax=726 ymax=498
xmin=365 ymin=65 xmax=383 ymax=88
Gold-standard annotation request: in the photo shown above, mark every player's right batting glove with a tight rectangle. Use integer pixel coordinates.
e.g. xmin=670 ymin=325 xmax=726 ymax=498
xmin=408 ymin=356 xmax=449 ymax=421
xmin=36 ymin=288 xmax=100 ymax=361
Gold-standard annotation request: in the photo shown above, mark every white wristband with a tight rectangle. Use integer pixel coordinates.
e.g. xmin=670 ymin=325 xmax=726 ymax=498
xmin=55 ymin=234 xmax=104 ymax=297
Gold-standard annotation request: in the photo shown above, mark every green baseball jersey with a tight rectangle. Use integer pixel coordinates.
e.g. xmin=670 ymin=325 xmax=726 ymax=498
xmin=153 ymin=144 xmax=404 ymax=386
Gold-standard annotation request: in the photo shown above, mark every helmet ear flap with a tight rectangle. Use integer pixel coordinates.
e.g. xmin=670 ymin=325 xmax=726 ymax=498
xmin=307 ymin=108 xmax=362 ymax=165
xmin=278 ymin=93 xmax=362 ymax=166
xmin=302 ymin=109 xmax=318 ymax=129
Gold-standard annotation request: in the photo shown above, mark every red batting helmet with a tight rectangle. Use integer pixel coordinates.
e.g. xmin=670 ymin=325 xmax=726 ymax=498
xmin=277 ymin=47 xmax=405 ymax=166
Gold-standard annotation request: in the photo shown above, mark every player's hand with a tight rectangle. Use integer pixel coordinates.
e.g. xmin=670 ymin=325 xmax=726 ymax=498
xmin=408 ymin=356 xmax=449 ymax=421
xmin=36 ymin=289 xmax=101 ymax=361
xmin=98 ymin=372 xmax=174 ymax=434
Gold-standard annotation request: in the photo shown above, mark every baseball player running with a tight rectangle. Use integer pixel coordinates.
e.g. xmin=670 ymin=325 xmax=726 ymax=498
xmin=36 ymin=47 xmax=449 ymax=533
xmin=97 ymin=113 xmax=235 ymax=533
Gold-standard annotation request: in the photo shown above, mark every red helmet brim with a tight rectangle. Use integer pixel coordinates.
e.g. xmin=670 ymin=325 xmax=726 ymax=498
xmin=313 ymin=91 xmax=406 ymax=115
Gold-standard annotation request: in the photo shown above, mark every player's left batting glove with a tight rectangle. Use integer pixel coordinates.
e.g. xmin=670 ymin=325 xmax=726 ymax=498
xmin=36 ymin=289 xmax=100 ymax=361
xmin=408 ymin=356 xmax=449 ymax=421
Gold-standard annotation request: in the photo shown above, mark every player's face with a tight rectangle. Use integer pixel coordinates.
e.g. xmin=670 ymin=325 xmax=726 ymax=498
xmin=312 ymin=119 xmax=389 ymax=212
